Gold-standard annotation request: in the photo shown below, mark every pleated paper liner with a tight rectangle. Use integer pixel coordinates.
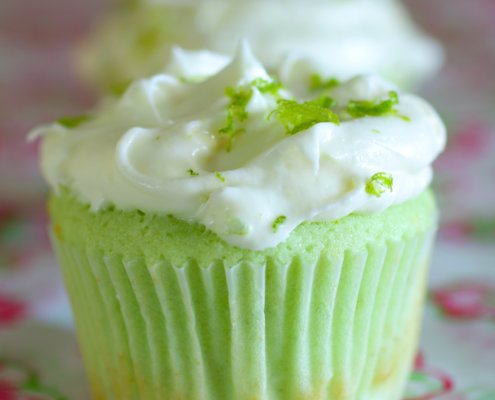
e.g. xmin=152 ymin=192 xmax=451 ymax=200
xmin=53 ymin=228 xmax=434 ymax=400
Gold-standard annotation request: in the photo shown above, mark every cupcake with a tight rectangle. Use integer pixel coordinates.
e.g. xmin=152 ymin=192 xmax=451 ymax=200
xmin=32 ymin=44 xmax=446 ymax=399
xmin=78 ymin=0 xmax=443 ymax=95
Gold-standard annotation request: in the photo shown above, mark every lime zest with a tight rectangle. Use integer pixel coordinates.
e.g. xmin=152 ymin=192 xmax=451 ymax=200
xmin=187 ymin=168 xmax=199 ymax=176
xmin=309 ymin=74 xmax=341 ymax=92
xmin=318 ymin=96 xmax=337 ymax=109
xmin=218 ymin=77 xmax=283 ymax=150
xmin=218 ymin=85 xmax=253 ymax=151
xmin=215 ymin=172 xmax=226 ymax=183
xmin=56 ymin=115 xmax=90 ymax=129
xmin=251 ymin=77 xmax=283 ymax=96
xmin=346 ymin=91 xmax=402 ymax=119
xmin=272 ymin=215 xmax=287 ymax=232
xmin=270 ymin=96 xmax=340 ymax=135
xmin=365 ymin=172 xmax=393 ymax=197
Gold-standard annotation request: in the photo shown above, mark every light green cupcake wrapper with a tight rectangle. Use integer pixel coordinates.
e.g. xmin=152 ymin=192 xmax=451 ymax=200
xmin=53 ymin=227 xmax=434 ymax=400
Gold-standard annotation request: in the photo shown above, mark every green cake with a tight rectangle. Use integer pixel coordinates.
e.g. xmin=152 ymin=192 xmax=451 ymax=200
xmin=33 ymin=45 xmax=446 ymax=399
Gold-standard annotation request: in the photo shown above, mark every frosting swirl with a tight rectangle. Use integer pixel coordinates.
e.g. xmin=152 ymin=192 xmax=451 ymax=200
xmin=34 ymin=45 xmax=446 ymax=250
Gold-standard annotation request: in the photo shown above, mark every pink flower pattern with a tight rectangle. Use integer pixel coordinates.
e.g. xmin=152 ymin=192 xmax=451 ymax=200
xmin=0 ymin=0 xmax=494 ymax=398
xmin=0 ymin=296 xmax=26 ymax=326
xmin=0 ymin=360 xmax=66 ymax=400
xmin=405 ymin=353 xmax=454 ymax=399
xmin=432 ymin=282 xmax=495 ymax=320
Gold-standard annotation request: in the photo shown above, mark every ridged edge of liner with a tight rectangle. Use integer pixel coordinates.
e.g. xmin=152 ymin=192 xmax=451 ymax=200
xmin=53 ymin=229 xmax=435 ymax=400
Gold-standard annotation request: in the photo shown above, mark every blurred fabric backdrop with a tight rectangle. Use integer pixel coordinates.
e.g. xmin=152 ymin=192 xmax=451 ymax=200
xmin=0 ymin=1 xmax=494 ymax=399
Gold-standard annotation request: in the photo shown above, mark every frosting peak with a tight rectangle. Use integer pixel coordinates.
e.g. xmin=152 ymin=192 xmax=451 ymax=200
xmin=34 ymin=46 xmax=446 ymax=250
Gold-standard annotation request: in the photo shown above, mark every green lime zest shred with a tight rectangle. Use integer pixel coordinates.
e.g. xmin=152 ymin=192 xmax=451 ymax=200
xmin=365 ymin=172 xmax=393 ymax=197
xmin=218 ymin=85 xmax=253 ymax=151
xmin=218 ymin=77 xmax=283 ymax=150
xmin=250 ymin=77 xmax=283 ymax=96
xmin=56 ymin=115 xmax=90 ymax=129
xmin=309 ymin=74 xmax=341 ymax=92
xmin=188 ymin=168 xmax=199 ymax=176
xmin=271 ymin=96 xmax=340 ymax=135
xmin=318 ymin=96 xmax=337 ymax=109
xmin=346 ymin=91 xmax=402 ymax=119
xmin=215 ymin=172 xmax=226 ymax=183
xmin=272 ymin=215 xmax=287 ymax=232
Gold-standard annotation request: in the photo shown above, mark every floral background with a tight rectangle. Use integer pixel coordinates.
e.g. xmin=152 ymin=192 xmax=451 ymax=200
xmin=0 ymin=0 xmax=494 ymax=399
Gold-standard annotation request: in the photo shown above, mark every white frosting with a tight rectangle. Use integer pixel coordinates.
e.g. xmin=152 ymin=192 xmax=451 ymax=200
xmin=35 ymin=45 xmax=446 ymax=250
xmin=80 ymin=0 xmax=443 ymax=91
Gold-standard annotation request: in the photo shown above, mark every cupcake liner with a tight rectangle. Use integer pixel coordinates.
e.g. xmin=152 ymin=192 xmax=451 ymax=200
xmin=53 ymin=228 xmax=435 ymax=400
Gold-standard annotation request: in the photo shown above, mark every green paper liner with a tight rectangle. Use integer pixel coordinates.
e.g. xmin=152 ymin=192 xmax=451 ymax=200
xmin=53 ymin=229 xmax=435 ymax=400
